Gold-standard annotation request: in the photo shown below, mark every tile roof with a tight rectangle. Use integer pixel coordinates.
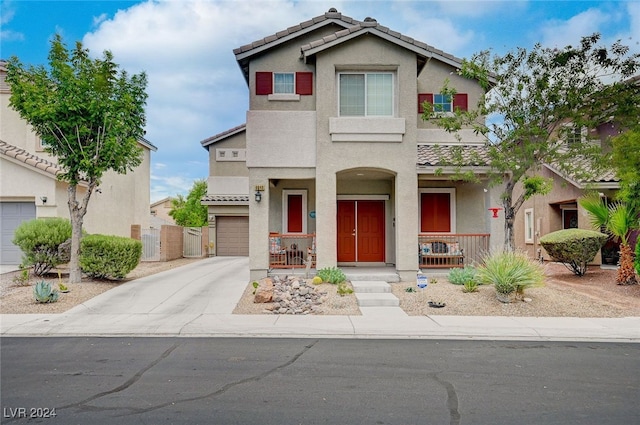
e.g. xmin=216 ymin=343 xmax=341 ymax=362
xmin=300 ymin=19 xmax=464 ymax=69
xmin=233 ymin=8 xmax=358 ymax=57
xmin=201 ymin=194 xmax=249 ymax=204
xmin=417 ymin=144 xmax=490 ymax=167
xmin=200 ymin=123 xmax=246 ymax=148
xmin=544 ymin=162 xmax=619 ymax=189
xmin=0 ymin=139 xmax=63 ymax=179
xmin=233 ymin=8 xmax=468 ymax=83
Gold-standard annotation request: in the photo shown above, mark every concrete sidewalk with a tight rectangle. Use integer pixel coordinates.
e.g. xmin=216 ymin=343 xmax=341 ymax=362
xmin=2 ymin=257 xmax=639 ymax=342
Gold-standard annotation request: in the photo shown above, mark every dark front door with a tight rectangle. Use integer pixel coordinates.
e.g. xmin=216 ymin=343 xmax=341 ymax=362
xmin=337 ymin=200 xmax=385 ymax=263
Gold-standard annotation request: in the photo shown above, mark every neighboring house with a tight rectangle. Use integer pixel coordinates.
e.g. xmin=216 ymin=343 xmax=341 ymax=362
xmin=513 ymin=121 xmax=622 ymax=265
xmin=0 ymin=60 xmax=157 ymax=265
xmin=202 ymin=8 xmax=504 ymax=281
xmin=150 ymin=197 xmax=177 ymax=228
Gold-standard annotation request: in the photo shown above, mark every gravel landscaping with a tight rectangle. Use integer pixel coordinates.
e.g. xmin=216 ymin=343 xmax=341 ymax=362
xmin=2 ymin=260 xmax=639 ymax=317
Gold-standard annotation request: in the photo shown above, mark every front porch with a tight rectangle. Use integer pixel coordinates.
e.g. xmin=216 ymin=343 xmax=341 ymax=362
xmin=267 ymin=232 xmax=491 ymax=274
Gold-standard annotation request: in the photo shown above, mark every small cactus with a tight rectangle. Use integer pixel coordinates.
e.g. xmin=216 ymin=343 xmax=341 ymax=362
xmin=312 ymin=276 xmax=323 ymax=285
xmin=33 ymin=281 xmax=59 ymax=303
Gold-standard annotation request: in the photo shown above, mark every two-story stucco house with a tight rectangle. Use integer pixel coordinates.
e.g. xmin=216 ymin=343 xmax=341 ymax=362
xmin=0 ymin=59 xmax=157 ymax=265
xmin=202 ymin=8 xmax=505 ymax=281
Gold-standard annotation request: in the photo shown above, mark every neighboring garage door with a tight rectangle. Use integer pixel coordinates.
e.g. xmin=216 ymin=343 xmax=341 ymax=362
xmin=216 ymin=216 xmax=249 ymax=256
xmin=1 ymin=202 xmax=36 ymax=264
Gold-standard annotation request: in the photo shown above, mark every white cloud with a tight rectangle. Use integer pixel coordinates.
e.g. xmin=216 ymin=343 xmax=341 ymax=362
xmin=82 ymin=0 xmax=344 ymax=199
xmin=538 ymin=8 xmax=611 ymax=49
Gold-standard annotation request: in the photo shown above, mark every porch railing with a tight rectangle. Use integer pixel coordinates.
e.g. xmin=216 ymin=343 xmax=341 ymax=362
xmin=269 ymin=233 xmax=316 ymax=269
xmin=418 ymin=233 xmax=490 ymax=269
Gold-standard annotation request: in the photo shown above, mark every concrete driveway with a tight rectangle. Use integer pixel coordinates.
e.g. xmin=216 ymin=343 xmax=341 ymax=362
xmin=2 ymin=256 xmax=640 ymax=341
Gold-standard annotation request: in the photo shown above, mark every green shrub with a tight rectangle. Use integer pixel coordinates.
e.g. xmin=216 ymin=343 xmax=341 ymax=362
xmin=539 ymin=229 xmax=608 ymax=276
xmin=80 ymin=234 xmax=142 ymax=279
xmin=317 ymin=267 xmax=347 ymax=284
xmin=476 ymin=250 xmax=545 ymax=298
xmin=12 ymin=218 xmax=72 ymax=276
xmin=33 ymin=281 xmax=59 ymax=303
xmin=448 ymin=266 xmax=477 ymax=285
xmin=337 ymin=282 xmax=354 ymax=296
xmin=462 ymin=280 xmax=479 ymax=293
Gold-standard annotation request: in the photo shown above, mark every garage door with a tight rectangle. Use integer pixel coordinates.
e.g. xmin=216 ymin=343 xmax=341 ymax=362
xmin=1 ymin=202 xmax=36 ymax=264
xmin=216 ymin=216 xmax=249 ymax=256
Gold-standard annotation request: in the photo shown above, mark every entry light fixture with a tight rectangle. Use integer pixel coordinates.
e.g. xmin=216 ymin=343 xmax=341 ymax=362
xmin=40 ymin=196 xmax=47 ymax=204
xmin=254 ymin=185 xmax=265 ymax=203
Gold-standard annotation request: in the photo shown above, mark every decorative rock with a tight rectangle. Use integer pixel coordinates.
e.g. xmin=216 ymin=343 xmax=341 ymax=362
xmin=254 ymin=278 xmax=274 ymax=303
xmin=261 ymin=276 xmax=328 ymax=315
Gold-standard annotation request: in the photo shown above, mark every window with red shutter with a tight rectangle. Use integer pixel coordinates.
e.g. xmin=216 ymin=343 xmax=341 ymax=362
xmin=418 ymin=93 xmax=433 ymax=113
xmin=453 ymin=93 xmax=468 ymax=111
xmin=295 ymin=72 xmax=313 ymax=95
xmin=255 ymin=72 xmax=273 ymax=95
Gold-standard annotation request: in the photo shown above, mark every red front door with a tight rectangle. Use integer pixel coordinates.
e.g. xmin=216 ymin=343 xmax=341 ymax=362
xmin=337 ymin=200 xmax=385 ymax=263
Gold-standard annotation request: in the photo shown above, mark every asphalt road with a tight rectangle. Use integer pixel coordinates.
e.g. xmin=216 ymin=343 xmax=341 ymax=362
xmin=1 ymin=338 xmax=638 ymax=425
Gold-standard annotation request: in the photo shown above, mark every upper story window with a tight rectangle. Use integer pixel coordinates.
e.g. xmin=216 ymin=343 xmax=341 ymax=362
xmin=274 ymin=73 xmax=294 ymax=94
xmin=339 ymin=72 xmax=393 ymax=117
xmin=255 ymin=71 xmax=313 ymax=96
xmin=433 ymin=94 xmax=452 ymax=112
xmin=418 ymin=93 xmax=468 ymax=114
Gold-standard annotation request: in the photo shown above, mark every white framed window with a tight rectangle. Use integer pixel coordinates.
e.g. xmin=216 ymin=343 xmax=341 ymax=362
xmin=274 ymin=73 xmax=294 ymax=94
xmin=433 ymin=94 xmax=452 ymax=113
xmin=282 ymin=190 xmax=307 ymax=234
xmin=524 ymin=208 xmax=534 ymax=244
xmin=339 ymin=72 xmax=393 ymax=116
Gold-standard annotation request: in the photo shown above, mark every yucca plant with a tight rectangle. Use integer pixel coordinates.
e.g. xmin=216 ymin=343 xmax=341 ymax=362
xmin=476 ymin=250 xmax=545 ymax=302
xmin=33 ymin=281 xmax=59 ymax=304
xmin=579 ymin=195 xmax=638 ymax=285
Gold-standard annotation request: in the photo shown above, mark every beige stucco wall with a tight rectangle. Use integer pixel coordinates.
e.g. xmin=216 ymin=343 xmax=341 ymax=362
xmin=207 ymin=131 xmax=248 ymax=177
xmin=312 ymin=35 xmax=420 ymax=281
xmin=1 ymin=88 xmax=153 ymax=238
xmin=512 ymin=166 xmax=615 ymax=262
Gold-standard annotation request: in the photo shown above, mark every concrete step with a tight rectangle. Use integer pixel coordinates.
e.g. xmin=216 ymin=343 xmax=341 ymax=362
xmin=355 ymin=293 xmax=400 ymax=307
xmin=351 ymin=280 xmax=391 ymax=293
xmin=344 ymin=271 xmax=400 ymax=283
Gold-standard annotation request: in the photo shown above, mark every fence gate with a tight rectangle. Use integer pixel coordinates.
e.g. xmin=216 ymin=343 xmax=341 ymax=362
xmin=140 ymin=228 xmax=160 ymax=261
xmin=183 ymin=227 xmax=203 ymax=258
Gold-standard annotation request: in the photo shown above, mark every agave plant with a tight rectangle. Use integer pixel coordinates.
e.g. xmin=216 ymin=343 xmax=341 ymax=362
xmin=33 ymin=281 xmax=59 ymax=303
xmin=579 ymin=195 xmax=638 ymax=285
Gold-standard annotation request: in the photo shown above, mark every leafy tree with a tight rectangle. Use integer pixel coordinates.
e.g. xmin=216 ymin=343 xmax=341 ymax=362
xmin=422 ymin=33 xmax=640 ymax=251
xmin=580 ymin=194 xmax=638 ymax=285
xmin=6 ymin=35 xmax=147 ymax=283
xmin=169 ymin=179 xmax=208 ymax=226
xmin=612 ymin=129 xmax=640 ymax=216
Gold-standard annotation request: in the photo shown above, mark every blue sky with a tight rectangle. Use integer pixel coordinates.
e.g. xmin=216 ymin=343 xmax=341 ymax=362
xmin=2 ymin=0 xmax=639 ymax=202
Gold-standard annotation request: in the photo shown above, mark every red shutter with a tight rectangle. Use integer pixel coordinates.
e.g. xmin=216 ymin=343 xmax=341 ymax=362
xmin=420 ymin=192 xmax=451 ymax=232
xmin=287 ymin=194 xmax=303 ymax=233
xmin=418 ymin=93 xmax=433 ymax=113
xmin=255 ymin=72 xmax=273 ymax=95
xmin=295 ymin=72 xmax=313 ymax=95
xmin=453 ymin=93 xmax=468 ymax=111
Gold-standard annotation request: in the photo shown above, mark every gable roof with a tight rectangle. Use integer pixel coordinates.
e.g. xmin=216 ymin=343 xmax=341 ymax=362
xmin=200 ymin=123 xmax=246 ymax=149
xmin=234 ymin=8 xmax=358 ymax=83
xmin=234 ymin=8 xmax=468 ymax=84
xmin=300 ymin=18 xmax=464 ymax=73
